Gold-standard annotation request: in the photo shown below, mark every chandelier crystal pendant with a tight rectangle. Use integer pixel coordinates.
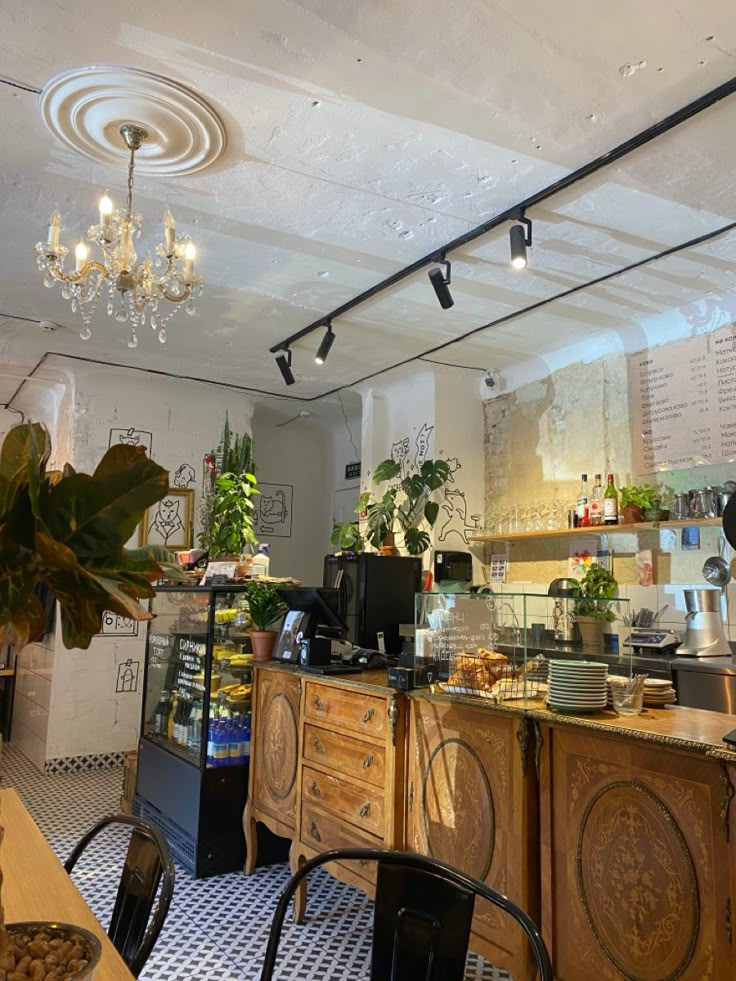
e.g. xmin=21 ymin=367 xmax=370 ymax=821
xmin=35 ymin=124 xmax=202 ymax=347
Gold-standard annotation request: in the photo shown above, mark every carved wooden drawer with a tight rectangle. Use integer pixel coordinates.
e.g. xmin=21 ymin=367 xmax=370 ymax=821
xmin=303 ymin=723 xmax=386 ymax=788
xmin=302 ymin=765 xmax=385 ymax=837
xmin=304 ymin=682 xmax=386 ymax=739
xmin=302 ymin=800 xmax=379 ymax=853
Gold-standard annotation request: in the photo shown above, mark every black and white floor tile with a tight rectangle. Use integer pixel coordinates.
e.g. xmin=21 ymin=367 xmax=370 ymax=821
xmin=1 ymin=745 xmax=511 ymax=981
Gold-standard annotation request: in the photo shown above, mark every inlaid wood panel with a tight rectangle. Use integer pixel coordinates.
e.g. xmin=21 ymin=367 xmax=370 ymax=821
xmin=539 ymin=725 xmax=734 ymax=980
xmin=252 ymin=669 xmax=300 ymax=827
xmin=302 ymin=722 xmax=386 ymax=788
xmin=303 ymin=681 xmax=387 ymax=739
xmin=406 ymin=697 xmax=539 ymax=980
xmin=302 ymin=765 xmax=385 ymax=836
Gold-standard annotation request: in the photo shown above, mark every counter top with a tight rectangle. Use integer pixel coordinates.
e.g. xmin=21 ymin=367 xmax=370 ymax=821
xmin=254 ymin=659 xmax=395 ymax=694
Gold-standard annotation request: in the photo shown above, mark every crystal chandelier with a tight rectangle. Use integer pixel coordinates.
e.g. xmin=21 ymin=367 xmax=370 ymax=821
xmin=35 ymin=124 xmax=202 ymax=348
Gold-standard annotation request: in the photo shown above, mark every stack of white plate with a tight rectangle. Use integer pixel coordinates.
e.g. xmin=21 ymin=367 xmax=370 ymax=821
xmin=643 ymin=677 xmax=677 ymax=707
xmin=606 ymin=676 xmax=677 ymax=708
xmin=548 ymin=660 xmax=608 ymax=713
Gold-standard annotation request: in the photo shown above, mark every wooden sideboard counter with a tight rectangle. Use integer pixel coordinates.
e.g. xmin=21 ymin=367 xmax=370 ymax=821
xmin=245 ymin=665 xmax=736 ymax=980
xmin=244 ymin=662 xmax=405 ymax=921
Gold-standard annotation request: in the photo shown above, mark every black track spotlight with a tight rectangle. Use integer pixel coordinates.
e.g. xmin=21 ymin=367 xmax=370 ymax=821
xmin=275 ymin=349 xmax=295 ymax=386
xmin=509 ymin=214 xmax=533 ymax=269
xmin=428 ymin=256 xmax=454 ymax=309
xmin=314 ymin=323 xmax=334 ymax=365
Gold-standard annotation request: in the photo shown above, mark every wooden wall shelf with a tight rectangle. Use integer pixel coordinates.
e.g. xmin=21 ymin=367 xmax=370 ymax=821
xmin=468 ymin=517 xmax=721 ymax=543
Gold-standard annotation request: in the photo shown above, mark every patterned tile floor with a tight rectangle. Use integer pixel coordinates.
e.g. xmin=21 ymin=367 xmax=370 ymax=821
xmin=1 ymin=745 xmax=511 ymax=980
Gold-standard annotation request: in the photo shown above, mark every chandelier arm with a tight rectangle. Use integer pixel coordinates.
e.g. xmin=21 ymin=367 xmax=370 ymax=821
xmin=157 ymin=283 xmax=194 ymax=304
xmin=47 ymin=261 xmax=109 ymax=284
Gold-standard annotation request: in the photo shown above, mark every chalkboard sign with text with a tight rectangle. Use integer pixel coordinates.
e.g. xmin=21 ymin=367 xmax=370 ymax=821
xmin=345 ymin=461 xmax=361 ymax=480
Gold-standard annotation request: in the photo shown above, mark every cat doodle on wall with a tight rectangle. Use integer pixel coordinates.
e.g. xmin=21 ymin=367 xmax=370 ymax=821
xmin=149 ymin=497 xmax=184 ymax=545
xmin=437 ymin=485 xmax=483 ymax=545
xmin=108 ymin=427 xmax=153 ymax=455
xmin=173 ymin=463 xmax=196 ymax=488
xmin=391 ymin=438 xmax=410 ymax=476
xmin=254 ymin=483 xmax=293 ymax=538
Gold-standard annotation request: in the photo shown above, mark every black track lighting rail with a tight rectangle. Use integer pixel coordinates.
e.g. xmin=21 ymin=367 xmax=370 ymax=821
xmin=270 ymin=75 xmax=736 ymax=359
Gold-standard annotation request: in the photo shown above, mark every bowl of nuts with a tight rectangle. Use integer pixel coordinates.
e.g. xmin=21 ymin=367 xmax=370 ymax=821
xmin=2 ymin=922 xmax=102 ymax=979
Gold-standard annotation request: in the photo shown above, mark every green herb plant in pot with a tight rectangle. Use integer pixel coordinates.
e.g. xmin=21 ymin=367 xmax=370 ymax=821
xmin=575 ymin=564 xmax=618 ymax=651
xmin=619 ymin=485 xmax=659 ymax=524
xmin=0 ymin=422 xmax=183 ymax=974
xmin=245 ymin=581 xmax=287 ymax=661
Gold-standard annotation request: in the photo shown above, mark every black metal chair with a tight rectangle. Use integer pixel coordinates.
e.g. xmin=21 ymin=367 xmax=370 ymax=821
xmin=64 ymin=813 xmax=175 ymax=978
xmin=260 ymin=847 xmax=553 ymax=981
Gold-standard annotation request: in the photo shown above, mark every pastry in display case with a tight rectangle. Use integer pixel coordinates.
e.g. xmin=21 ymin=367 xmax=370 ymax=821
xmin=136 ymin=585 xmax=286 ymax=877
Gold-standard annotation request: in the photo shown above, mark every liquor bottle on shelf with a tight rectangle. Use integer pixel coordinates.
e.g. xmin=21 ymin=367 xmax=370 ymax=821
xmin=576 ymin=474 xmax=590 ymax=527
xmin=603 ymin=473 xmax=619 ymax=525
xmin=589 ymin=474 xmax=603 ymax=526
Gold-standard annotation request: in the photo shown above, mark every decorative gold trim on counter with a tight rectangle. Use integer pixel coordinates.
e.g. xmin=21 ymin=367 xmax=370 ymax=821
xmin=532 ymin=719 xmax=544 ymax=780
xmin=517 ymin=718 xmax=529 ymax=775
xmin=720 ymin=765 xmax=734 ymax=843
xmin=388 ymin=695 xmax=399 ymax=747
xmin=726 ymin=897 xmax=733 ymax=946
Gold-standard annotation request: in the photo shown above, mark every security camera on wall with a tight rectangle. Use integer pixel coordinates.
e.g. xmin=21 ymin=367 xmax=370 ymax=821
xmin=480 ymin=369 xmax=503 ymax=398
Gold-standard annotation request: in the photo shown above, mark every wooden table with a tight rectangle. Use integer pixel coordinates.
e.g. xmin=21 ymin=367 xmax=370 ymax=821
xmin=1 ymin=788 xmax=134 ymax=980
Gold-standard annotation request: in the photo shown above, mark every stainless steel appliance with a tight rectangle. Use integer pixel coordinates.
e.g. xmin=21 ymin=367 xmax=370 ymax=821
xmin=677 ymin=588 xmax=731 ymax=657
xmin=671 ymin=656 xmax=736 ymax=713
xmin=548 ymin=578 xmax=580 ymax=644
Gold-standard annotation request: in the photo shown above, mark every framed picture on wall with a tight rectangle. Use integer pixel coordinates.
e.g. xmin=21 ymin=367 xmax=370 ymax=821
xmin=139 ymin=487 xmax=194 ymax=550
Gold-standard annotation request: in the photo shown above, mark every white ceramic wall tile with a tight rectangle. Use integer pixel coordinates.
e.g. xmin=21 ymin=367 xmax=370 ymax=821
xmin=16 ymin=666 xmax=52 ymax=711
xmin=657 ymin=585 xmax=694 ymax=626
xmin=619 ymin=585 xmax=659 ymax=618
xmin=12 ymin=691 xmax=49 ymax=741
xmin=20 ymin=643 xmax=54 ymax=674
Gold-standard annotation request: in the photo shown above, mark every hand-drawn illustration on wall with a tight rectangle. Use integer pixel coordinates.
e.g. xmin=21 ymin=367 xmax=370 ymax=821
xmin=173 ymin=463 xmax=196 ymax=487
xmin=254 ymin=483 xmax=293 ymax=538
xmin=108 ymin=427 xmax=153 ymax=454
xmin=115 ymin=658 xmax=140 ymax=694
xmin=414 ymin=424 xmax=434 ymax=468
xmin=99 ymin=613 xmax=139 ymax=637
xmin=391 ymin=437 xmax=410 ymax=476
xmin=140 ymin=488 xmax=194 ymax=550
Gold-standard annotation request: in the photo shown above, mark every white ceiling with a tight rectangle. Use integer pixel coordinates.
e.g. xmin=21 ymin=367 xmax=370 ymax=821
xmin=1 ymin=0 xmax=736 ymax=406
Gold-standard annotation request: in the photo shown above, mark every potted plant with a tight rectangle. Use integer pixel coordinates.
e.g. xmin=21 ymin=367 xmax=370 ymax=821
xmin=358 ymin=458 xmax=451 ymax=555
xmin=330 ymin=521 xmax=364 ymax=553
xmin=575 ymin=564 xmax=619 ymax=650
xmin=619 ymin=484 xmax=660 ymax=524
xmin=0 ymin=422 xmax=181 ymax=972
xmin=245 ymin=581 xmax=287 ymax=661
xmin=199 ymin=415 xmax=258 ymax=568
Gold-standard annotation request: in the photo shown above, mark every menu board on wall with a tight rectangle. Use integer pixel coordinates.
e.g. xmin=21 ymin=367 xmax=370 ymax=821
xmin=630 ymin=323 xmax=736 ymax=473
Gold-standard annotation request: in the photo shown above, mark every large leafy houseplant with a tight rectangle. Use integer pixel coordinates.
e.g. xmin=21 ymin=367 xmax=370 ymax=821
xmin=358 ymin=458 xmax=451 ymax=555
xmin=199 ymin=415 xmax=258 ymax=556
xmin=0 ymin=422 xmax=181 ymax=964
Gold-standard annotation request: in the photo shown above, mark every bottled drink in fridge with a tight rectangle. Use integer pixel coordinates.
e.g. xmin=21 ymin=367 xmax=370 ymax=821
xmin=243 ymin=711 xmax=251 ymax=760
xmin=576 ymin=474 xmax=590 ymax=527
xmin=206 ymin=703 xmax=218 ymax=766
xmin=229 ymin=713 xmax=242 ymax=764
xmin=603 ymin=473 xmax=619 ymax=525
xmin=589 ymin=474 xmax=603 ymax=526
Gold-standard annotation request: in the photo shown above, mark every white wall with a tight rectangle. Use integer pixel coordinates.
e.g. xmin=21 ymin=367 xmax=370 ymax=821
xmin=252 ymin=411 xmax=333 ymax=586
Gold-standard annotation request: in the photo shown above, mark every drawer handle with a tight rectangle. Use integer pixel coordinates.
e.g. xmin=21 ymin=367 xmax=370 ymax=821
xmin=313 ymin=694 xmax=326 ymax=713
xmin=359 ymin=802 xmax=371 ymax=819
xmin=362 ymin=707 xmax=375 ymax=724
xmin=310 ymin=779 xmax=322 ymax=799
xmin=309 ymin=820 xmax=321 ymax=843
xmin=312 ymin=736 xmax=325 ymax=755
xmin=361 ymin=754 xmax=374 ymax=771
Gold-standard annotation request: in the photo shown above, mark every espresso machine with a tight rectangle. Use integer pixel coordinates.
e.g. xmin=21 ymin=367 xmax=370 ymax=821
xmin=548 ymin=578 xmax=580 ymax=644
xmin=676 ymin=588 xmax=731 ymax=657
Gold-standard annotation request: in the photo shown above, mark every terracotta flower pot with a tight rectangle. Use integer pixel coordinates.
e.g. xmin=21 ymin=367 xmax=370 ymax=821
xmin=379 ymin=531 xmax=400 ymax=556
xmin=249 ymin=629 xmax=279 ymax=661
xmin=576 ymin=616 xmax=604 ymax=651
xmin=621 ymin=504 xmax=643 ymax=524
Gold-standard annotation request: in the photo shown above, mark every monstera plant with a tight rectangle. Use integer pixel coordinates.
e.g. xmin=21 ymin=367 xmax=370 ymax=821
xmin=0 ymin=422 xmax=181 ymax=650
xmin=358 ymin=457 xmax=451 ymax=555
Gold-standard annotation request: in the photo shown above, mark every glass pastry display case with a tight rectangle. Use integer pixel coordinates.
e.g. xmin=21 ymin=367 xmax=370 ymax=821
xmin=413 ymin=589 xmax=632 ymax=702
xmin=135 ymin=585 xmax=286 ymax=877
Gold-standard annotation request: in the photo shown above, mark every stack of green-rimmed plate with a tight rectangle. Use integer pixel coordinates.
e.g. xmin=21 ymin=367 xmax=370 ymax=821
xmin=547 ymin=659 xmax=608 ymax=713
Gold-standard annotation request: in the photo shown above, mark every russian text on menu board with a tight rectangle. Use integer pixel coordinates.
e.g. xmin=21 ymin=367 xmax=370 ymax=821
xmin=630 ymin=323 xmax=736 ymax=473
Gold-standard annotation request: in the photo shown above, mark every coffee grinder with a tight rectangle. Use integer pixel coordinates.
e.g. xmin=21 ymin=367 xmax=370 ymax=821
xmin=677 ymin=588 xmax=731 ymax=657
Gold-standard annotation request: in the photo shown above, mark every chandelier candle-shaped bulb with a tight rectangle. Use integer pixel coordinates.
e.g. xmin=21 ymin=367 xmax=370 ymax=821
xmin=164 ymin=210 xmax=176 ymax=256
xmin=47 ymin=210 xmax=61 ymax=253
xmin=183 ymin=241 xmax=196 ymax=282
xmin=99 ymin=191 xmax=113 ymax=231
xmin=75 ymin=241 xmax=89 ymax=273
